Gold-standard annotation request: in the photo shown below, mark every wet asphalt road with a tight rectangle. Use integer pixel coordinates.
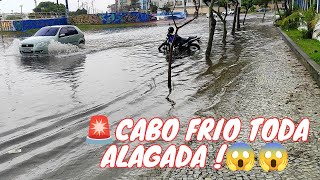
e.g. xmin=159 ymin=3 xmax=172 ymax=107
xmin=0 ymin=13 xmax=320 ymax=180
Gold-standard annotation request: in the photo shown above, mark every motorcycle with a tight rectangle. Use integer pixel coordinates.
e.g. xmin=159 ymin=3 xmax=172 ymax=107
xmin=158 ymin=35 xmax=201 ymax=55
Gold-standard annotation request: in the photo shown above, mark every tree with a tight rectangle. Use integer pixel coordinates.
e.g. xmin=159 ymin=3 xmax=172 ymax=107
xmin=274 ymin=0 xmax=282 ymax=19
xmin=33 ymin=1 xmax=66 ymax=13
xmin=76 ymin=8 xmax=87 ymax=15
xmin=215 ymin=0 xmax=228 ymax=42
xmin=203 ymin=0 xmax=218 ymax=61
xmin=255 ymin=0 xmax=270 ymax=21
xmin=160 ymin=2 xmax=172 ymax=13
xmin=230 ymin=0 xmax=239 ymax=34
xmin=69 ymin=8 xmax=87 ymax=16
xmin=204 ymin=0 xmax=228 ymax=43
xmin=130 ymin=0 xmax=141 ymax=11
xmin=120 ymin=5 xmax=131 ymax=12
xmin=150 ymin=3 xmax=158 ymax=13
xmin=242 ymin=0 xmax=253 ymax=25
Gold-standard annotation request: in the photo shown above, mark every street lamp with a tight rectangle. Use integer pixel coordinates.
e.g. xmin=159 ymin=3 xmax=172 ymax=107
xmin=20 ymin=5 xmax=23 ymax=15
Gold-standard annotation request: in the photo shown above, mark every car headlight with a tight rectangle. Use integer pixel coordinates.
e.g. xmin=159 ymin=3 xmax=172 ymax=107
xmin=36 ymin=42 xmax=48 ymax=47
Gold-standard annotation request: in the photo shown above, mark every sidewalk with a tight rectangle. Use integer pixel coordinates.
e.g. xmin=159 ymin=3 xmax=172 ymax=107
xmin=131 ymin=13 xmax=320 ymax=180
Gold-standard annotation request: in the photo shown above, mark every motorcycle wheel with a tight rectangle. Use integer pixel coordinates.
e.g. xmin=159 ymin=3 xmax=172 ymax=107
xmin=188 ymin=43 xmax=200 ymax=53
xmin=160 ymin=45 xmax=169 ymax=54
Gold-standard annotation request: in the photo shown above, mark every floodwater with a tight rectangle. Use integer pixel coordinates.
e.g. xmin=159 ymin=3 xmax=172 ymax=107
xmin=1 ymin=14 xmax=320 ymax=180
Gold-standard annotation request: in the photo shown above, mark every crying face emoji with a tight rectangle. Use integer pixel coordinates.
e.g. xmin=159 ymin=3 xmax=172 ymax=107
xmin=226 ymin=142 xmax=255 ymax=171
xmin=259 ymin=142 xmax=288 ymax=172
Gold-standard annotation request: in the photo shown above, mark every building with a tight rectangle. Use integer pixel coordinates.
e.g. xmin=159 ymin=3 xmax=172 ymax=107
xmin=293 ymin=0 xmax=320 ymax=12
xmin=151 ymin=0 xmax=208 ymax=14
xmin=140 ymin=0 xmax=149 ymax=10
xmin=108 ymin=2 xmax=118 ymax=12
xmin=150 ymin=0 xmax=173 ymax=8
xmin=117 ymin=0 xmax=132 ymax=11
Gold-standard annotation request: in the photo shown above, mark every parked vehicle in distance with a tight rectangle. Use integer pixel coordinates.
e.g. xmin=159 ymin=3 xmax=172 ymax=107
xmin=150 ymin=14 xmax=157 ymax=21
xmin=206 ymin=12 xmax=217 ymax=18
xmin=257 ymin=8 xmax=270 ymax=12
xmin=155 ymin=12 xmax=186 ymax=20
xmin=222 ymin=9 xmax=234 ymax=15
xmin=19 ymin=25 xmax=85 ymax=55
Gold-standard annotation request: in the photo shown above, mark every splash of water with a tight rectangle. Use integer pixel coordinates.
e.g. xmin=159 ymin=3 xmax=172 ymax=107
xmin=3 ymin=39 xmax=21 ymax=56
xmin=48 ymin=40 xmax=81 ymax=55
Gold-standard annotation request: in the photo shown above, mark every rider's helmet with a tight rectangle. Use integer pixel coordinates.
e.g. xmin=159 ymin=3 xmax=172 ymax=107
xmin=168 ymin=27 xmax=174 ymax=34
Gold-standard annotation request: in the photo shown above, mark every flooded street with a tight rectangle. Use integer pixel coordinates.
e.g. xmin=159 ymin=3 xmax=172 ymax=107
xmin=1 ymin=14 xmax=320 ymax=180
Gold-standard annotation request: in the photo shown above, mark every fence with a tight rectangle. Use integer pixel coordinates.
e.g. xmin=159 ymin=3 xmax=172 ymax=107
xmin=0 ymin=17 xmax=67 ymax=32
xmin=70 ymin=12 xmax=152 ymax=24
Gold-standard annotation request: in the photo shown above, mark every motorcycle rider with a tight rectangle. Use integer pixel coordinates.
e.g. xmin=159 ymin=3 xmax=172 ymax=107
xmin=158 ymin=27 xmax=183 ymax=52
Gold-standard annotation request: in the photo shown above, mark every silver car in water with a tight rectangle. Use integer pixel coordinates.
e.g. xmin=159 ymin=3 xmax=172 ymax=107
xmin=19 ymin=25 xmax=85 ymax=55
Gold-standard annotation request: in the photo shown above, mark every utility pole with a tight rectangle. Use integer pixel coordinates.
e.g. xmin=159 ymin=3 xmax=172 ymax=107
xmin=92 ymin=0 xmax=95 ymax=14
xmin=65 ymin=0 xmax=69 ymax=24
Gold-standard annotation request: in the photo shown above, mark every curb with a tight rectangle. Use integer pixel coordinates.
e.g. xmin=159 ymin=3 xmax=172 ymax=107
xmin=277 ymin=27 xmax=320 ymax=87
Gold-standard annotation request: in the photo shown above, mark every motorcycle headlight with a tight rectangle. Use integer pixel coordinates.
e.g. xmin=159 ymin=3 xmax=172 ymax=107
xmin=36 ymin=42 xmax=48 ymax=47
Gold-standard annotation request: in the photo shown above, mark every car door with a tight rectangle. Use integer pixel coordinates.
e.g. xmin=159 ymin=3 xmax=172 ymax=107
xmin=67 ymin=27 xmax=80 ymax=45
xmin=58 ymin=27 xmax=71 ymax=44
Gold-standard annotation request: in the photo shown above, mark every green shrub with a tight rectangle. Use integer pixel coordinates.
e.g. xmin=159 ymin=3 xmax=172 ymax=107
xmin=311 ymin=14 xmax=320 ymax=29
xmin=278 ymin=11 xmax=302 ymax=30
xmin=301 ymin=29 xmax=310 ymax=39
xmin=301 ymin=8 xmax=318 ymax=39
xmin=249 ymin=6 xmax=256 ymax=12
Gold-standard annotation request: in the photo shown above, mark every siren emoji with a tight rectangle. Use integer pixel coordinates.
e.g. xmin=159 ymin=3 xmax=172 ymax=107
xmin=259 ymin=142 xmax=288 ymax=172
xmin=86 ymin=115 xmax=113 ymax=145
xmin=226 ymin=142 xmax=255 ymax=171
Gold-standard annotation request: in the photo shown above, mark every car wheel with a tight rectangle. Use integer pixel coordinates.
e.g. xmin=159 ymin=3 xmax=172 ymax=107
xmin=79 ymin=40 xmax=85 ymax=48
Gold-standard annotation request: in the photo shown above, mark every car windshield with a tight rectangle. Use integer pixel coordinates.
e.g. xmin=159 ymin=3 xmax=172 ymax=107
xmin=34 ymin=27 xmax=59 ymax=36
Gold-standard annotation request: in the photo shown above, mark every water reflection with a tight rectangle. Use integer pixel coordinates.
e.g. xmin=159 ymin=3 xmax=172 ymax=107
xmin=19 ymin=54 xmax=86 ymax=103
xmin=20 ymin=55 xmax=86 ymax=73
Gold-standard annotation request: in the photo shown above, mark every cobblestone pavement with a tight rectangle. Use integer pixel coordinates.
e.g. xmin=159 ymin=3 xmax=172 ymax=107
xmin=122 ymin=14 xmax=320 ymax=180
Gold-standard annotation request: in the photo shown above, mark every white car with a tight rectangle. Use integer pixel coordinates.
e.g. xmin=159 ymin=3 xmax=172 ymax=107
xmin=19 ymin=25 xmax=85 ymax=55
xmin=222 ymin=9 xmax=235 ymax=15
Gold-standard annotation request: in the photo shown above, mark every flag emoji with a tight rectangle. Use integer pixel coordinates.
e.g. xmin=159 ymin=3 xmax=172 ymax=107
xmin=86 ymin=115 xmax=112 ymax=145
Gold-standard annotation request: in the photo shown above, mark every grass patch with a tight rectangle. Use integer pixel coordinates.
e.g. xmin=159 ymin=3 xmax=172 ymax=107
xmin=284 ymin=29 xmax=320 ymax=64
xmin=0 ymin=29 xmax=38 ymax=37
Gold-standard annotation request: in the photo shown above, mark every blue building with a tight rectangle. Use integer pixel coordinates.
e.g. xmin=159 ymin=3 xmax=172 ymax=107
xmin=293 ymin=0 xmax=320 ymax=12
xmin=140 ymin=0 xmax=149 ymax=10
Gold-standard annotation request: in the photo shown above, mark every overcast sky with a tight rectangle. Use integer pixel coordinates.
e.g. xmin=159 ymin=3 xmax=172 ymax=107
xmin=0 ymin=0 xmax=115 ymax=13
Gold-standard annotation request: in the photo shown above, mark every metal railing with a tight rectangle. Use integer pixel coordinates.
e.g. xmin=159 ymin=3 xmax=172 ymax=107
xmin=27 ymin=12 xmax=66 ymax=19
